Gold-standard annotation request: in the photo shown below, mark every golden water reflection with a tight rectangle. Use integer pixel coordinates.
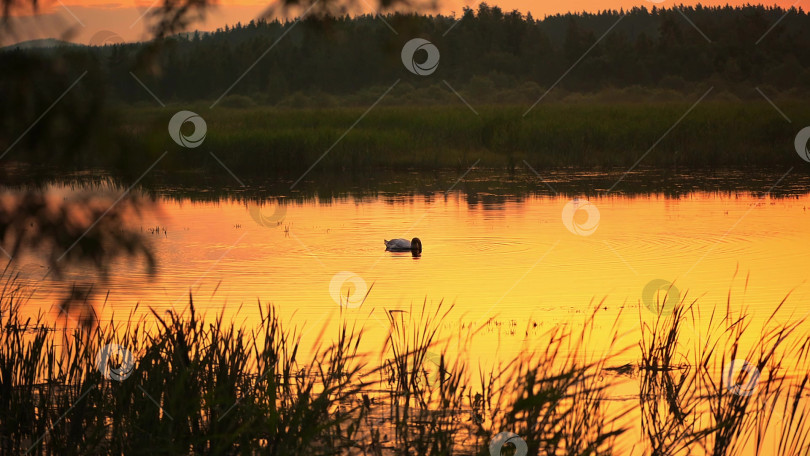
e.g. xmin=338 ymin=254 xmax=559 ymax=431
xmin=11 ymin=190 xmax=810 ymax=454
xmin=16 ymin=192 xmax=809 ymax=368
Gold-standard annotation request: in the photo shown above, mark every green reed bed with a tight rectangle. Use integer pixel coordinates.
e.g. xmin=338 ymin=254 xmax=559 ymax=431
xmin=106 ymin=100 xmax=810 ymax=182
xmin=2 ymin=273 xmax=810 ymax=455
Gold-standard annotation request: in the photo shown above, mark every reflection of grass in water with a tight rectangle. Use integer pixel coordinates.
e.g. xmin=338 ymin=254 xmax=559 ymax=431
xmin=1 ymin=272 xmax=810 ymax=454
xmin=114 ymin=101 xmax=808 ymax=178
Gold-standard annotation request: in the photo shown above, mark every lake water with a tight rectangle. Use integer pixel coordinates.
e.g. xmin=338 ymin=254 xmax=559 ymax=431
xmin=6 ymin=173 xmax=810 ymax=455
xmin=15 ymin=182 xmax=810 ymax=371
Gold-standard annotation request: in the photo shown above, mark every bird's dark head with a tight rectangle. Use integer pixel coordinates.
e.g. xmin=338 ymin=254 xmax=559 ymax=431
xmin=411 ymin=237 xmax=422 ymax=254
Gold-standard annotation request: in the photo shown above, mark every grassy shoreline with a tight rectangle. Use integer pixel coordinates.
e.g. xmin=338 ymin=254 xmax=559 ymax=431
xmin=107 ymin=100 xmax=810 ymax=178
xmin=4 ymin=100 xmax=809 ymax=191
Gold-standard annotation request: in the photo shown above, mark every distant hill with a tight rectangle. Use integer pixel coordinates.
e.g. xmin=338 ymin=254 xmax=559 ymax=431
xmin=1 ymin=38 xmax=76 ymax=51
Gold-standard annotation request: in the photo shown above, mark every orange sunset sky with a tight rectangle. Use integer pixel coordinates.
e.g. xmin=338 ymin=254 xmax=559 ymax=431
xmin=1 ymin=0 xmax=802 ymax=46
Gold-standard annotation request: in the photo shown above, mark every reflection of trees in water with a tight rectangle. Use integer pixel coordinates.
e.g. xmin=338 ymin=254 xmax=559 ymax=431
xmin=0 ymin=186 xmax=156 ymax=329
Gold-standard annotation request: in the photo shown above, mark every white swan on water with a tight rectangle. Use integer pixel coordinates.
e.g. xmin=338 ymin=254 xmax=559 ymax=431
xmin=384 ymin=237 xmax=422 ymax=254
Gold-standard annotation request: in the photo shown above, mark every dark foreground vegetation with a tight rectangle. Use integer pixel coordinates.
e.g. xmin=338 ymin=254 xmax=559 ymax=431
xmin=2 ymin=272 xmax=810 ymax=455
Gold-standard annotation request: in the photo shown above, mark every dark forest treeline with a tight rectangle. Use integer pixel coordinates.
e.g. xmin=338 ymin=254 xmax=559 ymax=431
xmin=2 ymin=3 xmax=810 ymax=180
xmin=2 ymin=3 xmax=810 ymax=105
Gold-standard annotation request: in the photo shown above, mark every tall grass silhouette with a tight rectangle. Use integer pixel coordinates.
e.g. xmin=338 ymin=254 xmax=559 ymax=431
xmin=1 ymin=270 xmax=809 ymax=455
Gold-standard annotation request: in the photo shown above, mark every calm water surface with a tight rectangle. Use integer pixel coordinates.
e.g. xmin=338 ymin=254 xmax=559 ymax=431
xmin=17 ymin=189 xmax=810 ymax=369
xmin=9 ymin=181 xmax=810 ymax=455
